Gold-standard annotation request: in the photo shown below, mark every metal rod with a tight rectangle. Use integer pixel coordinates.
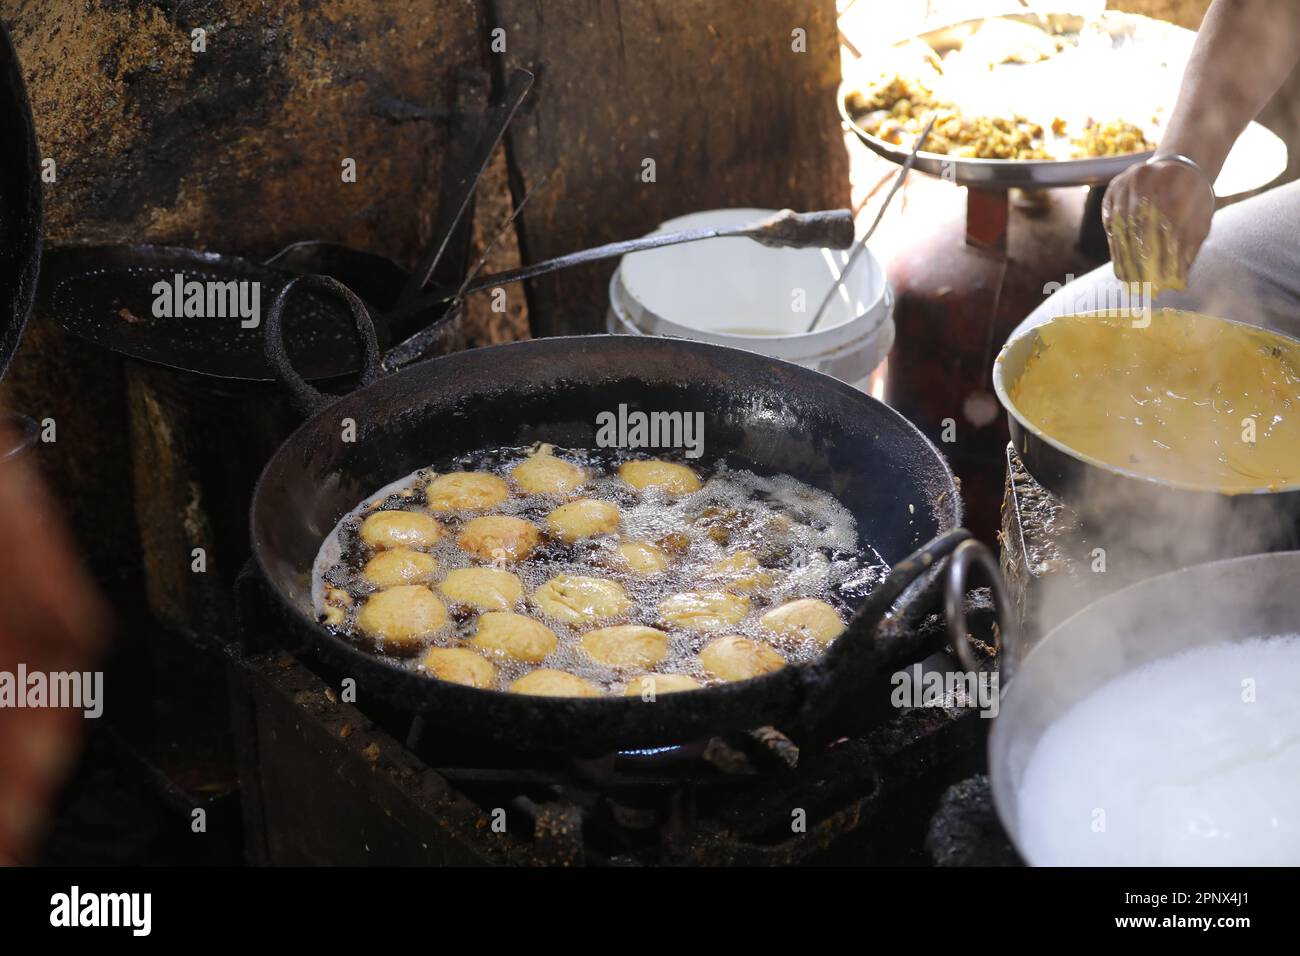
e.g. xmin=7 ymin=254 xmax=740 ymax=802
xmin=805 ymin=115 xmax=936 ymax=333
xmin=396 ymin=68 xmax=534 ymax=306
xmin=453 ymin=168 xmax=557 ymax=300
xmin=385 ymin=208 xmax=855 ymax=329
xmin=381 ymin=170 xmax=555 ymax=371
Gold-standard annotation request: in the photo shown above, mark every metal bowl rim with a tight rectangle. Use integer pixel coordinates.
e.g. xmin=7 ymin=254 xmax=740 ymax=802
xmin=987 ymin=548 xmax=1300 ymax=864
xmin=992 ymin=308 xmax=1300 ymax=497
xmin=835 ymin=9 xmax=1175 ymax=188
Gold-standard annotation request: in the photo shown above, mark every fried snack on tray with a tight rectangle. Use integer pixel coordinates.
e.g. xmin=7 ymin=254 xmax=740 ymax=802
xmin=1070 ymin=119 xmax=1154 ymax=157
xmin=845 ymin=21 xmax=1154 ymax=163
xmin=848 ymin=75 xmax=1052 ymax=161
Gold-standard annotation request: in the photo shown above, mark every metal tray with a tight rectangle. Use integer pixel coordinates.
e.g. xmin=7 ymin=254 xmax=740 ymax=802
xmin=838 ymin=11 xmax=1189 ymax=189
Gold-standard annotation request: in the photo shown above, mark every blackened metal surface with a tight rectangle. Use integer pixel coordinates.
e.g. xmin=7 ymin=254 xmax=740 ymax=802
xmin=39 ymin=244 xmax=437 ymax=381
xmin=125 ymin=364 xmax=300 ymax=640
xmin=251 ymin=335 xmax=962 ymax=753
xmin=925 ymin=775 xmax=1020 ymax=866
xmin=0 ymin=18 xmax=41 ymax=379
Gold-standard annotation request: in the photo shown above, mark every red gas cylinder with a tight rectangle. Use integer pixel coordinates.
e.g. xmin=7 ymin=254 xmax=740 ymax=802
xmin=882 ymin=183 xmax=1106 ymax=543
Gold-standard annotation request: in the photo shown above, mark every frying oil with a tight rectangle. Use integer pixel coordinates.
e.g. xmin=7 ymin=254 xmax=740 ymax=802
xmin=312 ymin=445 xmax=886 ymax=692
xmin=1016 ymin=635 xmax=1300 ymax=865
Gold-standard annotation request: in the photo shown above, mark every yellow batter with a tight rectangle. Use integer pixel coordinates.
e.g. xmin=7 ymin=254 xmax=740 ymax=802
xmin=1108 ymin=199 xmax=1188 ymax=300
xmin=1009 ymin=310 xmax=1300 ymax=492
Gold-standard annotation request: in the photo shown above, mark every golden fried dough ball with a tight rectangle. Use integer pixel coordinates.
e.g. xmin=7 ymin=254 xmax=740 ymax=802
xmin=508 ymin=669 xmax=603 ymax=698
xmin=362 ymin=548 xmax=437 ymax=588
xmin=468 ymin=611 xmax=558 ymax=663
xmin=622 ymin=673 xmax=703 ymax=697
xmin=699 ymin=636 xmax=786 ymax=682
xmin=356 ymin=585 xmax=447 ymax=655
xmin=706 ymin=551 xmax=774 ymax=594
xmin=324 ymin=586 xmax=352 ymax=608
xmin=656 ymin=531 xmax=692 ymax=557
xmin=533 ymin=574 xmax=631 ymax=626
xmin=359 ymin=510 xmax=444 ymax=551
xmin=426 ymin=471 xmax=510 ymax=512
xmin=321 ymin=587 xmax=351 ymax=626
xmin=760 ymin=598 xmax=846 ymax=645
xmin=439 ymin=567 xmax=523 ymax=611
xmin=511 ymin=445 xmax=586 ymax=494
xmin=618 ymin=459 xmax=702 ymax=495
xmin=580 ymin=625 xmax=670 ymax=669
xmin=421 ymin=647 xmax=497 ymax=689
xmin=658 ymin=591 xmax=750 ymax=632
xmin=457 ymin=515 xmax=541 ymax=562
xmin=546 ymin=498 xmax=620 ymax=542
xmin=616 ymin=539 xmax=670 ymax=575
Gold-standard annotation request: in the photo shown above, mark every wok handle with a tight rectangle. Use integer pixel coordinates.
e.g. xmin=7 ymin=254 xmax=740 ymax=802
xmin=821 ymin=527 xmax=973 ymax=670
xmin=944 ymin=539 xmax=1016 ymax=678
xmin=852 ymin=527 xmax=974 ymax=635
xmin=264 ymin=274 xmax=383 ymax=417
xmin=800 ymin=528 xmax=973 ymax=736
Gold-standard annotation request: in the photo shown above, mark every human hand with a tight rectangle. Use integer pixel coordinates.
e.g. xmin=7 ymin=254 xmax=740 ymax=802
xmin=1101 ymin=156 xmax=1216 ymax=295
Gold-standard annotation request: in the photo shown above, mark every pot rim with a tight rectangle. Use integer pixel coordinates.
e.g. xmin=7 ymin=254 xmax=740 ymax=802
xmin=987 ymin=548 xmax=1300 ymax=865
xmin=992 ymin=308 xmax=1300 ymax=497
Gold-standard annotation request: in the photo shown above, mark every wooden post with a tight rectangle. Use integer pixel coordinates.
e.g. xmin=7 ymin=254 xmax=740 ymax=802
xmin=489 ymin=0 xmax=850 ymax=335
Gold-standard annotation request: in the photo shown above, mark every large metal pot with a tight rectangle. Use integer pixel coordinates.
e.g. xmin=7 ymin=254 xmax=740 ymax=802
xmin=981 ymin=550 xmax=1300 ymax=865
xmin=993 ymin=309 xmax=1300 ymax=558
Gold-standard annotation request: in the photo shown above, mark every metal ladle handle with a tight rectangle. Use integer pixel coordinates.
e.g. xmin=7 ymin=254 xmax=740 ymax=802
xmin=264 ymin=274 xmax=384 ymax=417
xmin=460 ymin=208 xmax=857 ymax=291
xmin=944 ymin=539 xmax=1016 ymax=679
xmin=382 ymin=208 xmax=857 ymax=330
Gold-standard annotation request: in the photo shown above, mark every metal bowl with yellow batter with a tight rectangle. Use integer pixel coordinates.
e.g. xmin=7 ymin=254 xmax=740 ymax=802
xmin=994 ymin=309 xmax=1300 ymax=550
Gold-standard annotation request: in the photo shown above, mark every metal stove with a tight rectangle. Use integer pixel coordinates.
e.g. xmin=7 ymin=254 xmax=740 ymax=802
xmin=229 ymin=573 xmax=1000 ymax=866
xmin=999 ymin=443 xmax=1300 ymax=641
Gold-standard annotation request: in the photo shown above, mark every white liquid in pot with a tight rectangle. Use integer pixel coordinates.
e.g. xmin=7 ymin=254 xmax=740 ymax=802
xmin=1017 ymin=635 xmax=1300 ymax=866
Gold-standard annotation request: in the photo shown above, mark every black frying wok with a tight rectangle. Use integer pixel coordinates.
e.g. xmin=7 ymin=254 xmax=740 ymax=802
xmin=33 ymin=70 xmax=539 ymax=382
xmin=250 ymin=277 xmax=970 ymax=753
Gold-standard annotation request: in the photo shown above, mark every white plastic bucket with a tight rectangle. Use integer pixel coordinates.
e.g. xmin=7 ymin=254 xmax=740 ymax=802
xmin=607 ymin=208 xmax=894 ymax=396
